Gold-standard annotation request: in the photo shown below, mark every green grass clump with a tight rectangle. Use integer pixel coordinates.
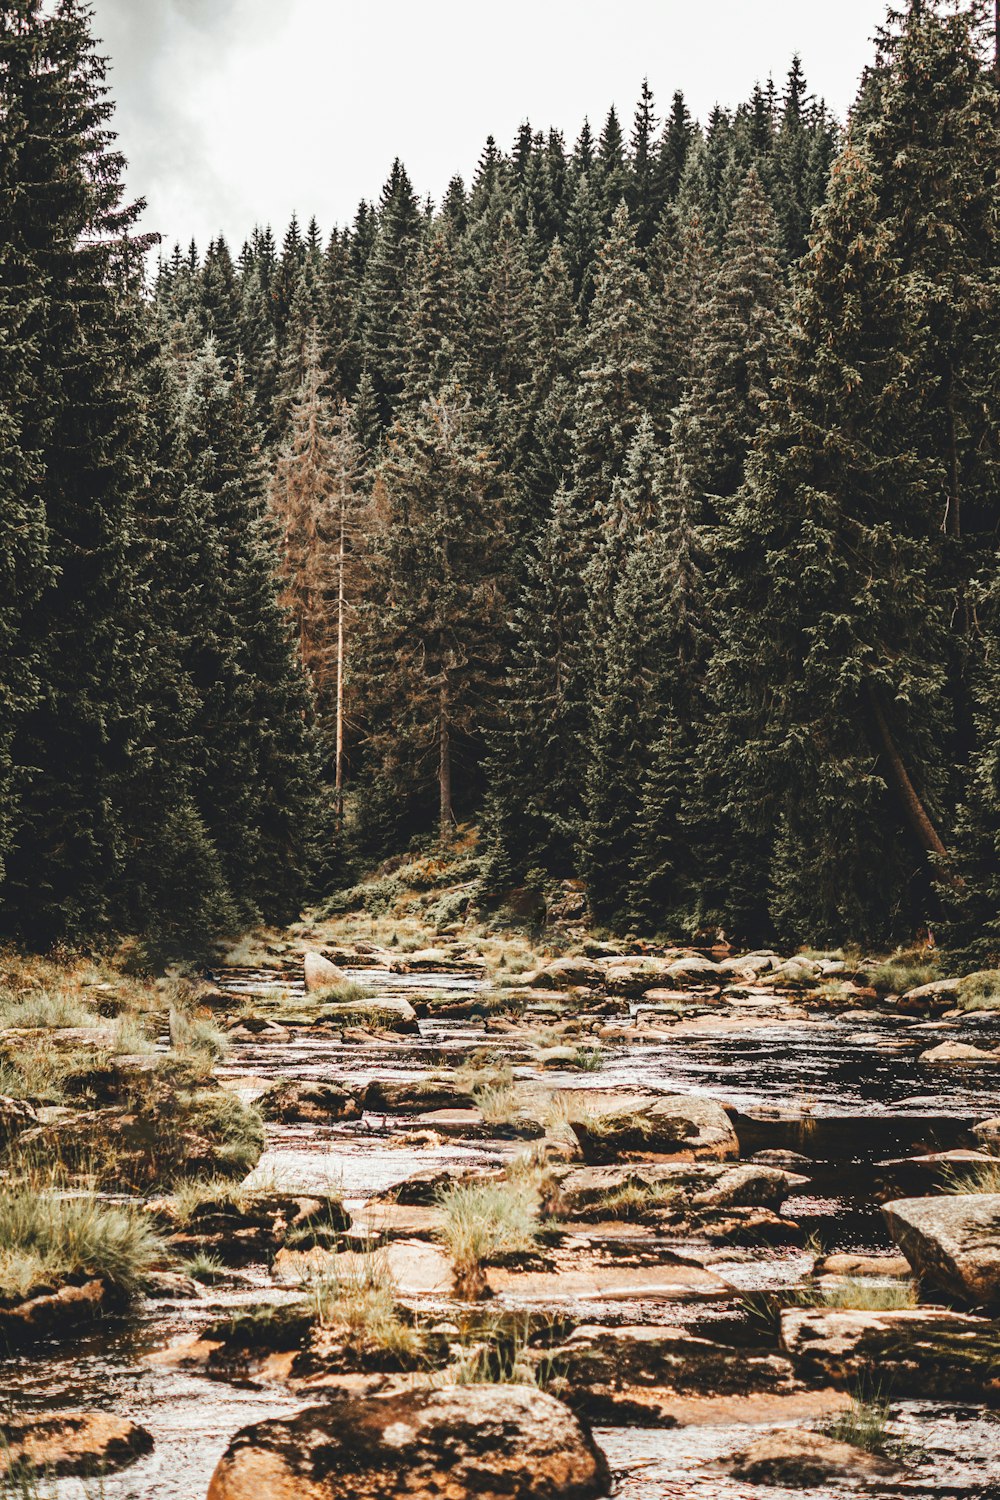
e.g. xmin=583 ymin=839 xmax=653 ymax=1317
xmin=869 ymin=951 xmax=939 ymax=995
xmin=587 ymin=1181 xmax=680 ymax=1221
xmin=184 ymin=1251 xmax=229 ymax=1284
xmin=820 ymin=1278 xmax=917 ymax=1311
xmin=168 ymin=1175 xmax=259 ymax=1225
xmin=310 ymin=1253 xmax=423 ymax=1362
xmin=825 ymin=1390 xmax=894 ymax=1455
xmin=943 ymin=1159 xmax=1000 ymax=1194
xmin=436 ymin=1179 xmax=539 ymax=1289
xmin=184 ymin=1090 xmax=265 ymax=1178
xmin=0 ymin=1180 xmax=163 ymax=1302
xmin=956 ymin=970 xmax=1000 ymax=1012
xmin=0 ymin=991 xmax=93 ymax=1030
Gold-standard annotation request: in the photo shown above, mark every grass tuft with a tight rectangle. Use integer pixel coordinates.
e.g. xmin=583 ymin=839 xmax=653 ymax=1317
xmin=0 ymin=1179 xmax=163 ymax=1302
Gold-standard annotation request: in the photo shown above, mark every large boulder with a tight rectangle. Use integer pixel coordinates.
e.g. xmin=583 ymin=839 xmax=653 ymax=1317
xmin=570 ymin=1094 xmax=739 ymax=1163
xmin=530 ymin=957 xmax=602 ymax=990
xmin=883 ymin=1193 xmax=1000 ymax=1304
xmin=780 ymin=1306 xmax=1000 ymax=1396
xmin=0 ymin=1412 xmax=153 ymax=1479
xmin=918 ymin=1041 xmax=999 ymax=1064
xmin=726 ymin=1431 xmax=900 ymax=1487
xmin=320 ymin=994 xmax=419 ymax=1033
xmin=303 ymin=952 xmax=346 ymax=992
xmin=0 ymin=1278 xmax=113 ymax=1349
xmin=206 ymin=1384 xmax=611 ymax=1500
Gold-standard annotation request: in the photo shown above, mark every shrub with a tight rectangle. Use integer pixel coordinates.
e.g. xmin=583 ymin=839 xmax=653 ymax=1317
xmin=956 ymin=970 xmax=1000 ymax=1012
xmin=0 ymin=1181 xmax=164 ymax=1303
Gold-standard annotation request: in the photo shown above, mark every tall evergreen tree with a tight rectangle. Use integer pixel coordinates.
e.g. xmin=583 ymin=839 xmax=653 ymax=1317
xmin=358 ymin=390 xmax=507 ymax=837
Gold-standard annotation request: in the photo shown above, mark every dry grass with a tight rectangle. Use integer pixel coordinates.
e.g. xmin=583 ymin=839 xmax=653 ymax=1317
xmin=942 ymin=1159 xmax=1000 ymax=1195
xmin=956 ymin=970 xmax=1000 ymax=1012
xmin=0 ymin=1178 xmax=164 ymax=1302
xmin=436 ymin=1179 xmax=539 ymax=1285
xmin=820 ymin=1278 xmax=917 ymax=1311
xmin=310 ymin=1251 xmax=423 ymax=1361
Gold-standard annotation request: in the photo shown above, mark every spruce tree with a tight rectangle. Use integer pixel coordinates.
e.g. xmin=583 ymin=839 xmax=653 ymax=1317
xmin=0 ymin=0 xmax=160 ymax=943
xmin=358 ymin=390 xmax=507 ymax=837
xmin=481 ymin=486 xmax=592 ymax=884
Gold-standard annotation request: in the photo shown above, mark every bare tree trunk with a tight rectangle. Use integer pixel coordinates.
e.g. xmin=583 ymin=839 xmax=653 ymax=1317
xmin=334 ymin=503 xmax=346 ymax=821
xmin=865 ymin=685 xmax=959 ymax=883
xmin=996 ymin=0 xmax=1000 ymax=80
xmin=439 ymin=682 xmax=454 ymax=839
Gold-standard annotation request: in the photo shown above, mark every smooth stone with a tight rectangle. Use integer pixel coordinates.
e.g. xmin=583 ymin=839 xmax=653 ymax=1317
xmin=727 ymin=1430 xmax=900 ymax=1486
xmin=883 ymin=1193 xmax=1000 ymax=1304
xmin=0 ymin=1412 xmax=153 ymax=1479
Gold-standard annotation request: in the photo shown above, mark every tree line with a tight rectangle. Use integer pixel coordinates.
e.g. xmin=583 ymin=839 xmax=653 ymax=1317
xmin=3 ymin=0 xmax=1000 ymax=958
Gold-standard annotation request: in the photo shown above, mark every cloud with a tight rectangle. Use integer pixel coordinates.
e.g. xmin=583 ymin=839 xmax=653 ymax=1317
xmin=91 ymin=0 xmax=268 ymax=252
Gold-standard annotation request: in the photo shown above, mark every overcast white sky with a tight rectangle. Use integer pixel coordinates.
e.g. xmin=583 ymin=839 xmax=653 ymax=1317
xmin=90 ymin=0 xmax=891 ymax=255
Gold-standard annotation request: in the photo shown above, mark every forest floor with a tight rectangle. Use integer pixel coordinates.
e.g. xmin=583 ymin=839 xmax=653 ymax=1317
xmin=2 ymin=846 xmax=1000 ymax=1496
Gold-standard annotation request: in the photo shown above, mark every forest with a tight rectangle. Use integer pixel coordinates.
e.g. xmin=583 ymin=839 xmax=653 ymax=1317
xmin=3 ymin=0 xmax=1000 ymax=959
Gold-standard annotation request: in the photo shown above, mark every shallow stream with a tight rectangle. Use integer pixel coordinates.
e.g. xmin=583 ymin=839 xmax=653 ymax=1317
xmin=4 ymin=963 xmax=1000 ymax=1498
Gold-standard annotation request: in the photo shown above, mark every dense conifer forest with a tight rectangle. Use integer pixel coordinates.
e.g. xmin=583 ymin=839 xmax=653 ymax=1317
xmin=3 ymin=0 xmax=1000 ymax=958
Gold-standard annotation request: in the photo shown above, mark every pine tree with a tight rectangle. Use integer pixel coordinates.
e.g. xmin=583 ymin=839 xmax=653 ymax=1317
xmin=402 ymin=222 xmax=466 ymax=409
xmin=570 ymin=203 xmax=657 ymax=515
xmin=358 ymin=390 xmax=507 ymax=837
xmin=481 ymin=486 xmax=592 ymax=884
xmin=0 ymin=0 xmax=161 ymax=943
xmin=355 ymin=160 xmax=423 ymax=422
xmin=628 ymin=79 xmax=663 ymax=245
xmin=172 ymin=343 xmax=320 ymax=923
xmin=712 ymin=144 xmax=953 ymax=944
xmin=672 ymin=166 xmax=784 ymax=527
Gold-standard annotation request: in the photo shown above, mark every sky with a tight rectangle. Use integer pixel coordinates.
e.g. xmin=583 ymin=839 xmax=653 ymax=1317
xmin=90 ymin=0 xmax=892 ymax=257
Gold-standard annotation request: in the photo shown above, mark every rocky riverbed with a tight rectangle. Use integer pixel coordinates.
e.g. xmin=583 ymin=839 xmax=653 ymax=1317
xmin=3 ymin=930 xmax=1000 ymax=1498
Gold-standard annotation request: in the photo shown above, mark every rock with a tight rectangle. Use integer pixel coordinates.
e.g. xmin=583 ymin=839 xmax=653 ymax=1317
xmin=972 ymin=1116 xmax=1000 ymax=1153
xmin=258 ymin=1080 xmax=360 ymax=1123
xmin=530 ymin=957 xmax=602 ymax=989
xmin=206 ymin=1384 xmax=611 ymax=1500
xmin=752 ymin=1149 xmax=813 ymax=1169
xmin=816 ymin=1253 xmax=912 ymax=1279
xmin=664 ymin=955 xmax=721 ymax=985
xmin=321 ymin=995 xmax=419 ymax=1033
xmin=780 ymin=1306 xmax=1000 ymax=1396
xmin=715 ymin=952 xmax=778 ymax=978
xmin=548 ymin=1323 xmax=796 ymax=1403
xmin=883 ymin=1193 xmax=1000 ymax=1304
xmin=570 ymin=1094 xmax=739 ymax=1163
xmin=0 ymin=1278 xmax=112 ymax=1349
xmin=416 ymin=1107 xmax=544 ymax=1141
xmin=0 ymin=1094 xmax=37 ymax=1141
xmin=376 ymin=1166 xmax=502 ymax=1206
xmin=897 ymin=977 xmax=963 ymax=1014
xmin=918 ymin=1041 xmax=999 ymax=1064
xmin=726 ymin=1430 xmax=900 ymax=1487
xmin=303 ymin=952 xmax=346 ymax=992
xmin=0 ymin=1412 xmax=153 ymax=1479
xmin=601 ymin=957 xmax=678 ymax=996
xmin=690 ymin=1163 xmax=809 ymax=1210
xmin=363 ymin=1078 xmax=476 ymax=1113
xmin=769 ymin=958 xmax=823 ymax=987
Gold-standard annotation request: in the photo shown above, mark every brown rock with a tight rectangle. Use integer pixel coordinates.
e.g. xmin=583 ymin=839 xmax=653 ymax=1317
xmin=206 ymin=1384 xmax=611 ymax=1500
xmin=259 ymin=1080 xmax=360 ymax=1123
xmin=0 ymin=1411 xmax=153 ymax=1479
xmin=883 ymin=1193 xmax=1000 ymax=1304
xmin=0 ymin=1279 xmax=112 ymax=1349
xmin=780 ymin=1306 xmax=1000 ymax=1395
xmin=727 ymin=1430 xmax=900 ymax=1487
xmin=303 ymin=952 xmax=345 ymax=992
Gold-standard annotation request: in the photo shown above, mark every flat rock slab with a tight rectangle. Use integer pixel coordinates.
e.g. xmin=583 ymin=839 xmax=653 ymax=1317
xmin=780 ymin=1306 xmax=1000 ymax=1396
xmin=0 ymin=1412 xmax=153 ymax=1478
xmin=487 ymin=1259 xmax=731 ymax=1302
xmin=274 ymin=1240 xmax=453 ymax=1297
xmin=207 ymin=1384 xmax=611 ymax=1500
xmin=883 ymin=1193 xmax=1000 ymax=1304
